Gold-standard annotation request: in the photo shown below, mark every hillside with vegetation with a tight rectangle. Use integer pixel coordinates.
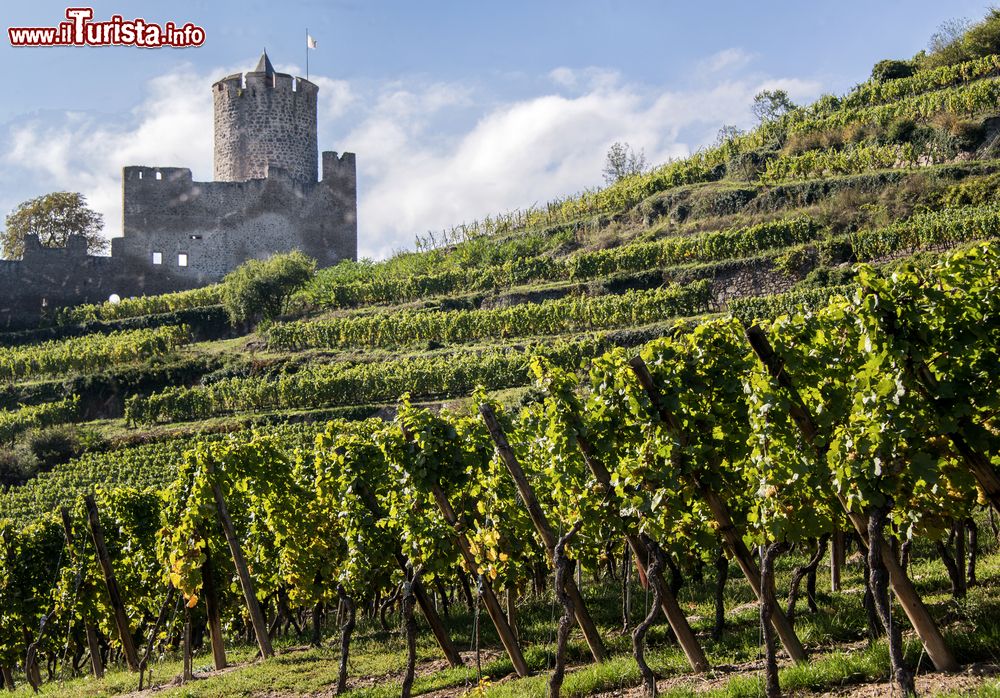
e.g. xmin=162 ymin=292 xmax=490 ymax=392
xmin=4 ymin=12 xmax=1000 ymax=698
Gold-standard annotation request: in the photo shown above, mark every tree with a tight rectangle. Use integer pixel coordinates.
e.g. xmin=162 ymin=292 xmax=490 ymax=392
xmin=220 ymin=251 xmax=317 ymax=326
xmin=960 ymin=9 xmax=1000 ymax=60
xmin=715 ymin=124 xmax=745 ymax=148
xmin=871 ymin=59 xmax=915 ymax=82
xmin=751 ymin=89 xmax=797 ymax=124
xmin=603 ymin=142 xmax=648 ymax=184
xmin=925 ymin=17 xmax=974 ymax=68
xmin=2 ymin=192 xmax=106 ymax=260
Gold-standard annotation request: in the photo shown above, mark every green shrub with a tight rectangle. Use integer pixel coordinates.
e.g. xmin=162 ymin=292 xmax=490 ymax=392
xmin=798 ymin=265 xmax=857 ymax=289
xmin=885 ymin=117 xmax=917 ymax=144
xmin=774 ymin=245 xmax=819 ymax=277
xmin=962 ymin=10 xmax=1000 ymax=61
xmin=0 ymin=444 xmax=38 ymax=486
xmin=26 ymin=425 xmax=82 ymax=469
xmin=220 ymin=251 xmax=317 ymax=325
xmin=871 ymin=59 xmax=916 ymax=82
xmin=923 ymin=10 xmax=1000 ymax=69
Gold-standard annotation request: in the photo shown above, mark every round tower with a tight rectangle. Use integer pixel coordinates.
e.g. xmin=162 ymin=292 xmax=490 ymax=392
xmin=212 ymin=51 xmax=318 ymax=183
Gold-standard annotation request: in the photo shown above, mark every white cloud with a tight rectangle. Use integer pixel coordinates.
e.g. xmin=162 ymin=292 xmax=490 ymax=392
xmin=1 ymin=63 xmax=823 ymax=260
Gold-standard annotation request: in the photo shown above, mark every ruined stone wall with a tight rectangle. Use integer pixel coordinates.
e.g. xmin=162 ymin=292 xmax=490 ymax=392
xmin=213 ymin=72 xmax=318 ymax=184
xmin=0 ymin=152 xmax=356 ymax=327
xmin=117 ymin=151 xmax=356 ymax=283
xmin=0 ymin=236 xmax=200 ymax=328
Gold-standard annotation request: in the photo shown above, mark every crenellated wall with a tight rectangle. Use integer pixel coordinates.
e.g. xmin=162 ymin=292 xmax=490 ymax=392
xmin=116 ymin=152 xmax=356 ymax=282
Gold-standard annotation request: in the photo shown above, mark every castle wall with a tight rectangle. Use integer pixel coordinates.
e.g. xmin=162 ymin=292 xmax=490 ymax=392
xmin=0 ymin=152 xmax=357 ymax=328
xmin=0 ymin=236 xmax=200 ymax=328
xmin=117 ymin=152 xmax=356 ymax=282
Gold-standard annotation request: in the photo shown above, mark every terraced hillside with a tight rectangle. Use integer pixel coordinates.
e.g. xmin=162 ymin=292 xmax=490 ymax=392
xmin=3 ymin=15 xmax=1000 ymax=698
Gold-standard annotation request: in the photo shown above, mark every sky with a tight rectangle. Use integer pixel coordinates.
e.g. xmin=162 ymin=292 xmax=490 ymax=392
xmin=0 ymin=0 xmax=992 ymax=259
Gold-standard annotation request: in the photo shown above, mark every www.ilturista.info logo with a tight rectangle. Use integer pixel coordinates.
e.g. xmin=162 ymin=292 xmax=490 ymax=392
xmin=8 ymin=8 xmax=206 ymax=47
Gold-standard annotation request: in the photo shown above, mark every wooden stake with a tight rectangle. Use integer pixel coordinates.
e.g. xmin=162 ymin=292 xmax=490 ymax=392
xmin=354 ymin=480 xmax=464 ymax=668
xmin=206 ymin=469 xmax=273 ymax=659
xmin=60 ymin=508 xmax=105 ymax=679
xmin=506 ymin=587 xmax=519 ymax=644
xmin=830 ymin=530 xmax=844 ymax=592
xmin=429 ymin=483 xmax=530 ymax=677
xmin=202 ymin=546 xmax=228 ymax=670
xmin=628 ymin=357 xmax=807 ymax=664
xmin=85 ymin=625 xmax=104 ymax=680
xmin=182 ymin=608 xmax=193 ymax=683
xmin=744 ymin=324 xmax=959 ymax=672
xmin=138 ymin=586 xmax=175 ymax=691
xmin=573 ymin=428 xmax=710 ymax=672
xmin=479 ymin=404 xmax=609 ymax=664
xmin=84 ymin=495 xmax=141 ymax=671
xmin=0 ymin=665 xmax=13 ymax=691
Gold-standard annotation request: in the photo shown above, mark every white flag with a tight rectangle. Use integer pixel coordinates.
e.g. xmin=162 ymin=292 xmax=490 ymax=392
xmin=307 ymin=34 xmax=317 ymax=49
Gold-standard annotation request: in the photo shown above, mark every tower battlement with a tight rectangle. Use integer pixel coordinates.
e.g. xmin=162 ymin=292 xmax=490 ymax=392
xmin=212 ymin=50 xmax=319 ymax=184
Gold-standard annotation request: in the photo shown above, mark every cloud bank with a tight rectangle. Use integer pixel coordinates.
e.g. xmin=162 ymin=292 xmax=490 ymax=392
xmin=1 ymin=53 xmax=821 ymax=259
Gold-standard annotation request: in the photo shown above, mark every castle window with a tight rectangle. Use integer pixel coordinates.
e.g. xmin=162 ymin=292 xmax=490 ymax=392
xmin=189 ymin=235 xmax=202 ymax=240
xmin=155 ymin=171 xmax=162 ymax=180
xmin=152 ymin=252 xmax=162 ymax=265
xmin=138 ymin=171 xmax=143 ymax=180
xmin=178 ymin=253 xmax=189 ymax=267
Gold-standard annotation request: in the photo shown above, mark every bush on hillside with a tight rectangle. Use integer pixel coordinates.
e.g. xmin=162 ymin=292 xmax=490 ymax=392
xmin=27 ymin=425 xmax=83 ymax=470
xmin=221 ymin=251 xmax=317 ymax=326
xmin=884 ymin=117 xmax=917 ymax=144
xmin=871 ymin=59 xmax=916 ymax=82
xmin=0 ymin=444 xmax=38 ymax=486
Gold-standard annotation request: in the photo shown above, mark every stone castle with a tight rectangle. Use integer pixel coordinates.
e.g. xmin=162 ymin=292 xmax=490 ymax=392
xmin=0 ymin=51 xmax=357 ymax=327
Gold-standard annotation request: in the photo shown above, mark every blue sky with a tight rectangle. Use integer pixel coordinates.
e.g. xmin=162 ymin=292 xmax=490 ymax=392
xmin=0 ymin=0 xmax=991 ymax=258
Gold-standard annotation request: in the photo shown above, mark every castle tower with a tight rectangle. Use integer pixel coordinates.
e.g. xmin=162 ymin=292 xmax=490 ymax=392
xmin=212 ymin=51 xmax=319 ymax=183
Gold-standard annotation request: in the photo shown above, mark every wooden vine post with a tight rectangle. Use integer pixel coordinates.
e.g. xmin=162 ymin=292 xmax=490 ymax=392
xmin=205 ymin=463 xmax=274 ymax=659
xmin=479 ymin=404 xmax=609 ymax=664
xmin=628 ymin=356 xmax=808 ymax=664
xmin=201 ymin=545 xmax=228 ymax=670
xmin=744 ymin=324 xmax=959 ymax=672
xmin=182 ymin=607 xmax=193 ymax=683
xmin=353 ymin=481 xmax=464 ymax=668
xmin=572 ymin=428 xmax=710 ymax=672
xmin=59 ymin=508 xmax=104 ymax=679
xmin=428 ymin=482 xmax=531 ymax=677
xmin=83 ymin=494 xmax=141 ymax=671
xmin=1 ymin=665 xmax=14 ymax=691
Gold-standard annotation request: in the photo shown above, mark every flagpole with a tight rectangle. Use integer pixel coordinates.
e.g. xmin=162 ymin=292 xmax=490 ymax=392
xmin=305 ymin=28 xmax=309 ymax=80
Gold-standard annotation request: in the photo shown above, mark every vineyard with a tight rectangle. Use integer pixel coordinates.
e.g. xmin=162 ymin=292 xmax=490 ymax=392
xmin=4 ymin=17 xmax=1000 ymax=698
